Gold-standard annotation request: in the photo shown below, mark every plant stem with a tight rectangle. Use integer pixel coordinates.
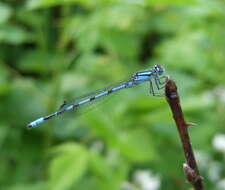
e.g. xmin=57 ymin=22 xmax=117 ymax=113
xmin=165 ymin=77 xmax=204 ymax=190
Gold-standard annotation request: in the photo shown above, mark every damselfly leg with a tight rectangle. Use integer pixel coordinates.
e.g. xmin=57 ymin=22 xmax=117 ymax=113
xmin=154 ymin=75 xmax=167 ymax=89
xmin=149 ymin=75 xmax=167 ymax=96
xmin=59 ymin=100 xmax=68 ymax=110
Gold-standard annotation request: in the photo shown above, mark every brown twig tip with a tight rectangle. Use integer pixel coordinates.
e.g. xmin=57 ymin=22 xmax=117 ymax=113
xmin=165 ymin=77 xmax=178 ymax=99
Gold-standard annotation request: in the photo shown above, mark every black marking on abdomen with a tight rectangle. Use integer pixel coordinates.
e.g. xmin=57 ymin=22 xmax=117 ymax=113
xmin=89 ymin=97 xmax=95 ymax=101
xmin=44 ymin=113 xmax=56 ymax=120
xmin=108 ymin=89 xmax=113 ymax=94
xmin=56 ymin=108 xmax=67 ymax=116
xmin=72 ymin=104 xmax=79 ymax=110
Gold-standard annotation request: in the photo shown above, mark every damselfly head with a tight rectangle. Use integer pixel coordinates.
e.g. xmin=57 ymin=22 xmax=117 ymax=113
xmin=154 ymin=64 xmax=164 ymax=75
xmin=133 ymin=64 xmax=164 ymax=79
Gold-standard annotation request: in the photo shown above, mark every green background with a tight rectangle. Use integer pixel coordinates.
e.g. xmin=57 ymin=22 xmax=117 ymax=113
xmin=0 ymin=0 xmax=225 ymax=189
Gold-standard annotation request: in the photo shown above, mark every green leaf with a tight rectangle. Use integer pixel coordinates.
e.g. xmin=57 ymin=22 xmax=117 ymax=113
xmin=6 ymin=182 xmax=47 ymax=190
xmin=17 ymin=50 xmax=65 ymax=74
xmin=119 ymin=129 xmax=156 ymax=162
xmin=27 ymin=0 xmax=91 ymax=9
xmin=0 ymin=24 xmax=33 ymax=44
xmin=48 ymin=143 xmax=88 ymax=190
xmin=89 ymin=151 xmax=128 ymax=190
xmin=145 ymin=0 xmax=198 ymax=6
xmin=0 ymin=123 xmax=8 ymax=149
xmin=0 ymin=63 xmax=10 ymax=95
xmin=83 ymin=112 xmax=119 ymax=145
xmin=0 ymin=3 xmax=12 ymax=24
xmin=102 ymin=29 xmax=139 ymax=59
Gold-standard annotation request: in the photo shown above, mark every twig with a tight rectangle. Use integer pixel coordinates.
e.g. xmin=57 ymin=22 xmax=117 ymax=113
xmin=165 ymin=77 xmax=204 ymax=190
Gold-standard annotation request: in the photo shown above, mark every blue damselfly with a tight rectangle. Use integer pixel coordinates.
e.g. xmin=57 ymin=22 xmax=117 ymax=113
xmin=27 ymin=64 xmax=166 ymax=129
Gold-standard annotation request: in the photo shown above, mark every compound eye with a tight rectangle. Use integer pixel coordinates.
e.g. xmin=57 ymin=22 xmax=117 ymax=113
xmin=154 ymin=65 xmax=159 ymax=71
xmin=155 ymin=64 xmax=164 ymax=75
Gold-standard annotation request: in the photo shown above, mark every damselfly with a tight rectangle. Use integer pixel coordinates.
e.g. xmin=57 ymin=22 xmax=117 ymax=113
xmin=27 ymin=64 xmax=166 ymax=129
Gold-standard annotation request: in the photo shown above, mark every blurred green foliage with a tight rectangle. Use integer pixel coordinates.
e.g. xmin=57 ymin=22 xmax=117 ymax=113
xmin=0 ymin=0 xmax=225 ymax=190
